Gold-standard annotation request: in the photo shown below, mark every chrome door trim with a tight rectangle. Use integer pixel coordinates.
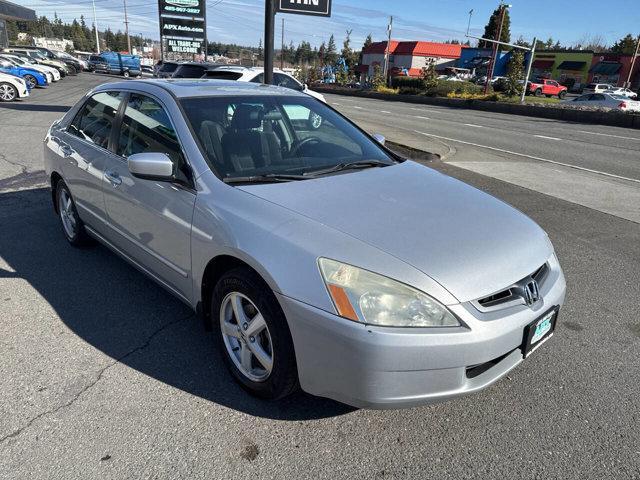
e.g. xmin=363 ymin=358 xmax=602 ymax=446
xmin=84 ymin=225 xmax=192 ymax=305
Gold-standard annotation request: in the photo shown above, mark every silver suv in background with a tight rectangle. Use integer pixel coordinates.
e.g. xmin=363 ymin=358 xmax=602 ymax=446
xmin=44 ymin=79 xmax=565 ymax=409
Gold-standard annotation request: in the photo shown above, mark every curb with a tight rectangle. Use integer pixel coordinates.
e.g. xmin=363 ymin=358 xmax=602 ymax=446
xmin=317 ymin=87 xmax=640 ymax=130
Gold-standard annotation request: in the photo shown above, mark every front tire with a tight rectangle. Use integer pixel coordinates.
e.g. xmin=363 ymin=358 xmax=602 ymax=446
xmin=55 ymin=180 xmax=92 ymax=247
xmin=211 ymin=267 xmax=298 ymax=400
xmin=0 ymin=83 xmax=17 ymax=102
xmin=558 ymin=91 xmax=566 ymax=99
xmin=24 ymin=74 xmax=37 ymax=89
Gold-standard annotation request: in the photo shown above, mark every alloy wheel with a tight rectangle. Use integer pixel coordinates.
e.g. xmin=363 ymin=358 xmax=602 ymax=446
xmin=0 ymin=84 xmax=16 ymax=102
xmin=219 ymin=292 xmax=274 ymax=382
xmin=58 ymin=187 xmax=77 ymax=239
xmin=25 ymin=75 xmax=37 ymax=89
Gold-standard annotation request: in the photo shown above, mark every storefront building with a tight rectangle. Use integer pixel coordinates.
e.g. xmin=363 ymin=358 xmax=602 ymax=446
xmin=530 ymin=50 xmax=594 ymax=91
xmin=360 ymin=40 xmax=464 ymax=78
xmin=0 ymin=0 xmax=36 ymax=49
xmin=588 ymin=53 xmax=640 ymax=88
xmin=457 ymin=48 xmax=511 ymax=77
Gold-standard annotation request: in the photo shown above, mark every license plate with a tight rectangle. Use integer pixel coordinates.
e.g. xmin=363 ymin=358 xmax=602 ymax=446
xmin=522 ymin=308 xmax=558 ymax=358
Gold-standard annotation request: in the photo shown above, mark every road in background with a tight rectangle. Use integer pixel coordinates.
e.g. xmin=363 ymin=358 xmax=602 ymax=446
xmin=326 ymin=93 xmax=640 ymax=224
xmin=1 ymin=76 xmax=639 ymax=479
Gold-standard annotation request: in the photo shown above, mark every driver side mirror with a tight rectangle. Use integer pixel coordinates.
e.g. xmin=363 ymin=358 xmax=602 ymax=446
xmin=372 ymin=133 xmax=386 ymax=146
xmin=128 ymin=152 xmax=174 ymax=181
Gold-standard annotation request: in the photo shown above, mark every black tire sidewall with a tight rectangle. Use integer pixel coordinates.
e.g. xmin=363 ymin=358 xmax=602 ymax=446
xmin=55 ymin=180 xmax=89 ymax=246
xmin=211 ymin=268 xmax=298 ymax=400
xmin=25 ymin=75 xmax=36 ymax=88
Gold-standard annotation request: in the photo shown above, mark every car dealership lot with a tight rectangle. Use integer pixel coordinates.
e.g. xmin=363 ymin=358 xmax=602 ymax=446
xmin=1 ymin=75 xmax=639 ymax=479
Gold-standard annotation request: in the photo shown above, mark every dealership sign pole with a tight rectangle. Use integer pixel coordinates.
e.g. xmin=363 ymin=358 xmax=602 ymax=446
xmin=264 ymin=0 xmax=332 ymax=84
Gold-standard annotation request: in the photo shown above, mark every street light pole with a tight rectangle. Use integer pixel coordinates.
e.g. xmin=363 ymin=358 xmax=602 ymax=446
xmin=123 ymin=0 xmax=131 ymax=53
xmin=91 ymin=0 xmax=100 ymax=53
xmin=264 ymin=0 xmax=275 ymax=84
xmin=484 ymin=3 xmax=509 ymax=95
xmin=383 ymin=15 xmax=393 ymax=85
xmin=624 ymin=34 xmax=640 ymax=89
xmin=520 ymin=37 xmax=536 ymax=104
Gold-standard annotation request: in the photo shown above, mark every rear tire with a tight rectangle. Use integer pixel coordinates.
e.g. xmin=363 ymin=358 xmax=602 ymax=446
xmin=122 ymin=70 xmax=130 ymax=78
xmin=211 ymin=267 xmax=299 ymax=400
xmin=55 ymin=179 xmax=92 ymax=247
xmin=0 ymin=83 xmax=17 ymax=102
xmin=534 ymin=88 xmax=542 ymax=97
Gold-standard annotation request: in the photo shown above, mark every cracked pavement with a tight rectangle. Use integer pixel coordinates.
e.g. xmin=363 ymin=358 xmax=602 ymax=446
xmin=1 ymin=74 xmax=639 ymax=480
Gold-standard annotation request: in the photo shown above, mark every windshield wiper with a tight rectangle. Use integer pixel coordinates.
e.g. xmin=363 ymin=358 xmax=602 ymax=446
xmin=303 ymin=159 xmax=393 ymax=177
xmin=223 ymin=173 xmax=307 ymax=184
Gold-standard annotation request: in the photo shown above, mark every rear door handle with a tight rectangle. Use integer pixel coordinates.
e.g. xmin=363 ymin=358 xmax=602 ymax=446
xmin=104 ymin=170 xmax=122 ymax=187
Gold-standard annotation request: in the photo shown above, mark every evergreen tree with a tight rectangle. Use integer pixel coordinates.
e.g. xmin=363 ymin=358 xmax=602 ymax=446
xmin=612 ymin=34 xmax=639 ymax=54
xmin=325 ymin=34 xmax=338 ymax=65
xmin=479 ymin=7 xmax=511 ymax=49
xmin=504 ymin=49 xmax=525 ymax=96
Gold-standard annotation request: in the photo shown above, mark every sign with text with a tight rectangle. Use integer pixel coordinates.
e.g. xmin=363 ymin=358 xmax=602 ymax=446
xmin=167 ymin=38 xmax=204 ymax=54
xmin=158 ymin=0 xmax=205 ymax=18
xmin=160 ymin=17 xmax=205 ymax=39
xmin=276 ymin=0 xmax=331 ymax=17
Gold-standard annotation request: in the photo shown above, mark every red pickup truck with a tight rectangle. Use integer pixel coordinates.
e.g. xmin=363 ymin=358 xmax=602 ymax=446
xmin=527 ymin=78 xmax=568 ymax=98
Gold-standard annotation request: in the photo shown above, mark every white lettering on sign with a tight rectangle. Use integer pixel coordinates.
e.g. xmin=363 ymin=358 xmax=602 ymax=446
xmin=289 ymin=0 xmax=319 ymax=4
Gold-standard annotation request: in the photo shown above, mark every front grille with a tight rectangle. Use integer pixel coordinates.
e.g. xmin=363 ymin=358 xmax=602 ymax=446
xmin=476 ymin=263 xmax=549 ymax=310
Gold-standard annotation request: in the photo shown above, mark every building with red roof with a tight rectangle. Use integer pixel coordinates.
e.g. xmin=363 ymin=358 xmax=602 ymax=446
xmin=360 ymin=40 xmax=464 ymax=78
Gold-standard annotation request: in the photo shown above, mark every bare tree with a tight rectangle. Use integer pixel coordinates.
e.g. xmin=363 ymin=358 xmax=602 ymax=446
xmin=575 ymin=34 xmax=609 ymax=52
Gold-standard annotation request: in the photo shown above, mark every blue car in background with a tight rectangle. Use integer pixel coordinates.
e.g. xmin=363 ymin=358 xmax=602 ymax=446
xmin=0 ymin=58 xmax=48 ymax=89
xmin=91 ymin=52 xmax=141 ymax=78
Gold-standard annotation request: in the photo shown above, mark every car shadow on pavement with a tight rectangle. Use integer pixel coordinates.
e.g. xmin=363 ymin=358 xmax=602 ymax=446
xmin=0 ymin=187 xmax=354 ymax=420
xmin=0 ymin=104 xmax=71 ymax=113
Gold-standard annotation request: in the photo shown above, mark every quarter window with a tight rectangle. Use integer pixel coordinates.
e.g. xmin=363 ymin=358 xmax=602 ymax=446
xmin=68 ymin=91 xmax=125 ymax=148
xmin=274 ymin=73 xmax=303 ymax=91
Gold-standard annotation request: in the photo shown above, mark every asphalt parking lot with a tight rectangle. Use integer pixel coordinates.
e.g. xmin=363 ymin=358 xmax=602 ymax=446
xmin=1 ymin=74 xmax=639 ymax=479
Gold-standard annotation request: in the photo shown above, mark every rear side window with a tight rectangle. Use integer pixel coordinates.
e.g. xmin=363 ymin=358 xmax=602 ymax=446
xmin=203 ymin=71 xmax=243 ymax=80
xmin=68 ymin=91 xmax=125 ymax=148
xmin=160 ymin=63 xmax=179 ymax=73
xmin=173 ymin=65 xmax=205 ymax=78
xmin=274 ymin=73 xmax=303 ymax=91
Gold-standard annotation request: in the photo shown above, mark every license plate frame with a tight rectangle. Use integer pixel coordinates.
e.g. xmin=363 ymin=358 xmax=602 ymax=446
xmin=522 ymin=307 xmax=559 ymax=358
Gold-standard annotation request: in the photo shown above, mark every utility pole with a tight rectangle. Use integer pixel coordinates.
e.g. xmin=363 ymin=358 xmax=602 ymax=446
xmin=520 ymin=37 xmax=536 ymax=104
xmin=92 ymin=0 xmax=100 ymax=53
xmin=280 ymin=17 xmax=285 ymax=70
xmin=264 ymin=0 xmax=275 ymax=84
xmin=485 ymin=3 xmax=509 ymax=95
xmin=624 ymin=34 xmax=640 ymax=89
xmin=123 ymin=0 xmax=131 ymax=53
xmin=382 ymin=15 xmax=393 ymax=84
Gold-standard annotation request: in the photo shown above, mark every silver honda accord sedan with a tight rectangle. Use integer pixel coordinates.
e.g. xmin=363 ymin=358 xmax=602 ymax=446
xmin=44 ymin=79 xmax=566 ymax=409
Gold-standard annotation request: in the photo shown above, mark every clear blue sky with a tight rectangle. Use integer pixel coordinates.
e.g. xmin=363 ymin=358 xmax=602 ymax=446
xmin=20 ymin=0 xmax=640 ymax=49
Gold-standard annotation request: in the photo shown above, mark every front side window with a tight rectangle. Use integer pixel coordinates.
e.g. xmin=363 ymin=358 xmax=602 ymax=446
xmin=181 ymin=95 xmax=394 ymax=181
xmin=68 ymin=91 xmax=125 ymax=148
xmin=115 ymin=94 xmax=190 ymax=182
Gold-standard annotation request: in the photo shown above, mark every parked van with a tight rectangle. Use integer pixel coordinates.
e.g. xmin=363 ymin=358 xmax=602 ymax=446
xmin=93 ymin=52 xmax=141 ymax=77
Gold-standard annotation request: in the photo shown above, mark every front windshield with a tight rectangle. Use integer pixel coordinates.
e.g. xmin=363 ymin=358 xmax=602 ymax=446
xmin=180 ymin=95 xmax=394 ymax=181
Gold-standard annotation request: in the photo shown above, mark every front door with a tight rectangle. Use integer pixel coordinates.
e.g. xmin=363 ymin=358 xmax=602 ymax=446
xmin=102 ymin=92 xmax=196 ymax=301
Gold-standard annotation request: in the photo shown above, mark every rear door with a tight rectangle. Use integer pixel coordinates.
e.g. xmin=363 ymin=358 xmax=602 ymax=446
xmin=102 ymin=92 xmax=196 ymax=300
xmin=56 ymin=91 xmax=126 ymax=231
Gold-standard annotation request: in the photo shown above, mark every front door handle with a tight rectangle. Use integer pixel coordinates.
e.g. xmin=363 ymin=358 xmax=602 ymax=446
xmin=104 ymin=170 xmax=122 ymax=187
xmin=60 ymin=144 xmax=74 ymax=157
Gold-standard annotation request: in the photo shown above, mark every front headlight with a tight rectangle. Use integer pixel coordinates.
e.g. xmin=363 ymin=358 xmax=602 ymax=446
xmin=319 ymin=258 xmax=459 ymax=327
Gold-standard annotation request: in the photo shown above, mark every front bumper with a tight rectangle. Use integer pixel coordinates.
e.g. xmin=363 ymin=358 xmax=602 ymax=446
xmin=278 ymin=262 xmax=566 ymax=409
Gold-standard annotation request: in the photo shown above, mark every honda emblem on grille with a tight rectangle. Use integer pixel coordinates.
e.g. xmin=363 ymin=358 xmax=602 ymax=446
xmin=523 ymin=279 xmax=540 ymax=306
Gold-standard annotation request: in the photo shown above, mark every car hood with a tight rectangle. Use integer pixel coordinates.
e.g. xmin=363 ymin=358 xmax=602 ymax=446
xmin=238 ymin=161 xmax=552 ymax=303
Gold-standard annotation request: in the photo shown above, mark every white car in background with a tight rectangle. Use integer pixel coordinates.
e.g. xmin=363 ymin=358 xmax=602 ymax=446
xmin=0 ymin=53 xmax=60 ymax=82
xmin=0 ymin=71 xmax=29 ymax=102
xmin=567 ymin=93 xmax=640 ymax=112
xmin=204 ymin=66 xmax=326 ymax=103
xmin=604 ymin=87 xmax=638 ymax=99
xmin=582 ymin=83 xmax=614 ymax=94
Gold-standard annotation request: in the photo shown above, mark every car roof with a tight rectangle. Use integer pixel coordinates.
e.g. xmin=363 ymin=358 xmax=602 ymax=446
xmin=94 ymin=78 xmax=308 ymax=99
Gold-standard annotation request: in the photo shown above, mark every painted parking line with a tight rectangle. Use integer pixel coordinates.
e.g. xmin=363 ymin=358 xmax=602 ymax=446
xmin=413 ymin=115 xmax=430 ymax=120
xmin=534 ymin=135 xmax=562 ymax=141
xmin=352 ymin=106 xmax=364 ymax=110
xmin=332 ymin=102 xmax=342 ymax=106
xmin=414 ymin=130 xmax=640 ymax=184
xmin=576 ymin=130 xmax=640 ymax=141
xmin=380 ymin=110 xmax=392 ymax=114
xmin=463 ymin=123 xmax=484 ymax=128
